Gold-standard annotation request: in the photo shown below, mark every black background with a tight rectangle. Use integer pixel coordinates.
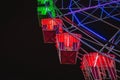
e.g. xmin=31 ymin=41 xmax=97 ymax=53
xmin=3 ymin=0 xmax=84 ymax=80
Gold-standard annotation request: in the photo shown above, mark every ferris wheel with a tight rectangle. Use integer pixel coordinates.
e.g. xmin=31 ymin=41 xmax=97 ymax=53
xmin=37 ymin=0 xmax=120 ymax=79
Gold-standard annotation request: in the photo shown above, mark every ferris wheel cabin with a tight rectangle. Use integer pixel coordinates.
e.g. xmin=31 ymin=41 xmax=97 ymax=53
xmin=56 ymin=33 xmax=82 ymax=64
xmin=41 ymin=18 xmax=63 ymax=43
xmin=80 ymin=52 xmax=117 ymax=80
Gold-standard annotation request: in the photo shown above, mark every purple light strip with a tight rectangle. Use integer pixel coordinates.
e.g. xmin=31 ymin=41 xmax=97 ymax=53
xmin=64 ymin=0 xmax=120 ymax=16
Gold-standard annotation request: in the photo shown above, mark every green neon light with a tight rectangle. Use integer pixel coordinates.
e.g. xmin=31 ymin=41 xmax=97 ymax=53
xmin=37 ymin=0 xmax=50 ymax=4
xmin=37 ymin=0 xmax=56 ymax=17
xmin=37 ymin=6 xmax=55 ymax=17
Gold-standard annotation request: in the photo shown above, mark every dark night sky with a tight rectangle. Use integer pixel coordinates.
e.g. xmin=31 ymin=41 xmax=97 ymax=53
xmin=3 ymin=0 xmax=84 ymax=80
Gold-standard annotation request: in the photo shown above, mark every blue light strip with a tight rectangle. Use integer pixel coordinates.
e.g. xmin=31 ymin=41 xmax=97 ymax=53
xmin=65 ymin=0 xmax=120 ymax=16
xmin=100 ymin=5 xmax=120 ymax=22
xmin=69 ymin=0 xmax=107 ymax=41
xmin=97 ymin=0 xmax=120 ymax=21
xmin=71 ymin=0 xmax=98 ymax=23
xmin=104 ymin=7 xmax=117 ymax=18
xmin=80 ymin=8 xmax=98 ymax=23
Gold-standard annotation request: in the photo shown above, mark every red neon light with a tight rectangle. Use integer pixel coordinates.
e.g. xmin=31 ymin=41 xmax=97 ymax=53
xmin=41 ymin=18 xmax=63 ymax=31
xmin=80 ymin=52 xmax=116 ymax=79
xmin=56 ymin=33 xmax=81 ymax=50
xmin=81 ymin=52 xmax=115 ymax=69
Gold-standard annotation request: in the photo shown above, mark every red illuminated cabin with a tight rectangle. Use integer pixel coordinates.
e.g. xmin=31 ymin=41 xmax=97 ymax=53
xmin=41 ymin=18 xmax=63 ymax=43
xmin=56 ymin=33 xmax=82 ymax=64
xmin=80 ymin=52 xmax=117 ymax=80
